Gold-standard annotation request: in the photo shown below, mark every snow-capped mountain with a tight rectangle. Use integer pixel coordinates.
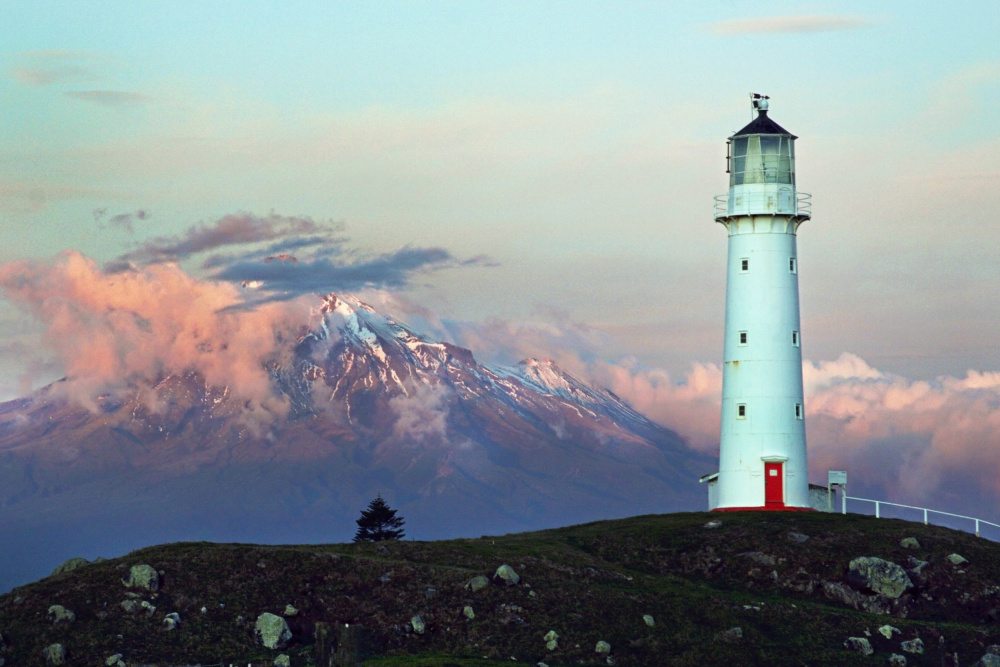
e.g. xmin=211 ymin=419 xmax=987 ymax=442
xmin=0 ymin=294 xmax=714 ymax=592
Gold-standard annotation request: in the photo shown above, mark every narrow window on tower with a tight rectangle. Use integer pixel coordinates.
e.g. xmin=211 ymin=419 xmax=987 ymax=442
xmin=736 ymin=403 xmax=747 ymax=419
xmin=792 ymin=330 xmax=799 ymax=347
xmin=740 ymin=258 xmax=749 ymax=273
xmin=795 ymin=403 xmax=803 ymax=420
xmin=739 ymin=331 xmax=748 ymax=346
xmin=789 ymin=257 xmax=797 ymax=274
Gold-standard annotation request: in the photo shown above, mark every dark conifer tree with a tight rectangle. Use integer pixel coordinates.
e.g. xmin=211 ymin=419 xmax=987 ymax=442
xmin=353 ymin=494 xmax=406 ymax=542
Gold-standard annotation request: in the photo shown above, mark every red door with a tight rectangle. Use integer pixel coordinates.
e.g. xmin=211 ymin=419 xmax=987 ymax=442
xmin=764 ymin=462 xmax=784 ymax=506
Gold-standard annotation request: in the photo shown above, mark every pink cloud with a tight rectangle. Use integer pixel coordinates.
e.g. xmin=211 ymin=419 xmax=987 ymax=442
xmin=0 ymin=251 xmax=309 ymax=421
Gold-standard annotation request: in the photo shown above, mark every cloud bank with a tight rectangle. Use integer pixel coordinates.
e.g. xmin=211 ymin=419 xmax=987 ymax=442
xmin=710 ymin=15 xmax=871 ymax=35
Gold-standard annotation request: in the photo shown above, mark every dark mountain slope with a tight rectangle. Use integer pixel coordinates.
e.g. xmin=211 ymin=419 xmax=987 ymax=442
xmin=0 ymin=295 xmax=715 ymax=593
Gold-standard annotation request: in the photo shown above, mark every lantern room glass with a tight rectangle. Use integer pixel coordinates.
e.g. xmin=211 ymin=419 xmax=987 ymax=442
xmin=730 ymin=135 xmax=795 ymax=187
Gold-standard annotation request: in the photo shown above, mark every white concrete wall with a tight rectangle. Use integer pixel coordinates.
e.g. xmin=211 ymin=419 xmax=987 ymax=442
xmin=716 ymin=212 xmax=808 ymax=509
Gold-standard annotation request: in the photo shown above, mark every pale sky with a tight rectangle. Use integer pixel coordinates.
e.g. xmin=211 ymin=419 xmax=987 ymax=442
xmin=2 ymin=2 xmax=999 ymax=512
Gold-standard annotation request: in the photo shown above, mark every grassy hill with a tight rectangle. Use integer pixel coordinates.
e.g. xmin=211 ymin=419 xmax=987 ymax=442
xmin=2 ymin=511 xmax=1000 ymax=666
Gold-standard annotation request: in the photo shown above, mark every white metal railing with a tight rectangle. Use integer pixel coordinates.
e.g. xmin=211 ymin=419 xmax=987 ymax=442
xmin=713 ymin=191 xmax=812 ymax=219
xmin=843 ymin=495 xmax=1000 ymax=539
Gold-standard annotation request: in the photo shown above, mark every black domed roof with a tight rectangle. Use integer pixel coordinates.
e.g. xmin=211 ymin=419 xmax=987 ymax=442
xmin=732 ymin=110 xmax=796 ymax=139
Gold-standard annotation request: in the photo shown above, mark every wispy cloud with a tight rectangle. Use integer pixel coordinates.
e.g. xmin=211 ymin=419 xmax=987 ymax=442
xmin=64 ymin=90 xmax=152 ymax=107
xmin=119 ymin=213 xmax=337 ymax=265
xmin=9 ymin=50 xmax=102 ymax=86
xmin=709 ymin=15 xmax=871 ymax=35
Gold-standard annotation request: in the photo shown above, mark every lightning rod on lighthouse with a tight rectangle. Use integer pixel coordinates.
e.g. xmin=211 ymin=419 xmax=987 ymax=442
xmin=700 ymin=95 xmax=813 ymax=511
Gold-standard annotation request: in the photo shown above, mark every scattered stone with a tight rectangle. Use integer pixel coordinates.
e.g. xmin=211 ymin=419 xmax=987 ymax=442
xmin=255 ymin=612 xmax=293 ymax=650
xmin=595 ymin=640 xmax=611 ymax=654
xmin=120 ymin=600 xmax=140 ymax=614
xmin=410 ymin=615 xmax=425 ymax=635
xmin=51 ymin=557 xmax=89 ymax=575
xmin=379 ymin=573 xmax=392 ymax=583
xmin=43 ymin=643 xmax=66 ymax=665
xmin=715 ymin=627 xmax=743 ymax=644
xmin=975 ymin=652 xmax=1000 ymax=667
xmin=879 ymin=624 xmax=901 ymax=639
xmin=201 ymin=606 xmax=208 ymax=614
xmin=122 ymin=564 xmax=160 ymax=592
xmin=741 ymin=551 xmax=776 ymax=566
xmin=844 ymin=637 xmax=874 ymax=656
xmin=947 ymin=553 xmax=968 ymax=565
xmin=704 ymin=520 xmax=722 ymax=529
xmin=889 ymin=654 xmax=907 ymax=666
xmin=163 ymin=612 xmax=181 ymax=631
xmin=283 ymin=604 xmax=299 ymax=617
xmin=273 ymin=655 xmax=291 ymax=667
xmin=425 ymin=587 xmax=437 ymax=598
xmin=901 ymin=638 xmax=924 ymax=654
xmin=847 ymin=557 xmax=913 ymax=598
xmin=544 ymin=630 xmax=559 ymax=650
xmin=140 ymin=600 xmax=157 ymax=616
xmin=105 ymin=654 xmax=126 ymax=667
xmin=463 ymin=606 xmax=475 ymax=620
xmin=47 ymin=605 xmax=76 ymax=624
xmin=529 ymin=590 xmax=536 ymax=597
xmin=787 ymin=532 xmax=809 ymax=543
xmin=643 ymin=614 xmax=655 ymax=627
xmin=899 ymin=537 xmax=920 ymax=549
xmin=494 ymin=564 xmax=520 ymax=586
xmin=466 ymin=575 xmax=489 ymax=592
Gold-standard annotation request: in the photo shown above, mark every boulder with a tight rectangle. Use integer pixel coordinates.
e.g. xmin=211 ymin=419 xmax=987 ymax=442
xmin=787 ymin=532 xmax=810 ymax=543
xmin=121 ymin=600 xmax=140 ymax=614
xmin=463 ymin=606 xmax=475 ymax=620
xmin=847 ymin=557 xmax=913 ymax=598
xmin=283 ymin=604 xmax=299 ymax=617
xmin=255 ymin=613 xmax=293 ymax=650
xmin=43 ymin=643 xmax=66 ymax=665
xmin=889 ymin=654 xmax=907 ymax=666
xmin=51 ymin=557 xmax=90 ymax=575
xmin=899 ymin=537 xmax=920 ymax=549
xmin=643 ymin=614 xmax=655 ymax=627
xmin=105 ymin=654 xmax=126 ymax=667
xmin=122 ymin=564 xmax=160 ymax=592
xmin=715 ymin=627 xmax=743 ymax=644
xmin=901 ymin=638 xmax=924 ymax=654
xmin=947 ymin=553 xmax=968 ymax=565
xmin=466 ymin=575 xmax=489 ymax=592
xmin=47 ymin=605 xmax=76 ymax=624
xmin=410 ymin=615 xmax=425 ymax=635
xmin=273 ymin=655 xmax=291 ymax=667
xmin=844 ymin=637 xmax=873 ymax=656
xmin=975 ymin=653 xmax=1000 ymax=667
xmin=494 ymin=564 xmax=520 ymax=586
xmin=163 ymin=612 xmax=181 ymax=631
xmin=878 ymin=624 xmax=901 ymax=639
xmin=595 ymin=640 xmax=611 ymax=654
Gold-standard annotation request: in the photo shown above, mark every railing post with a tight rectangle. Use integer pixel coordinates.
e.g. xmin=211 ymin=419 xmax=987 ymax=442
xmin=875 ymin=501 xmax=880 ymax=519
xmin=924 ymin=509 xmax=928 ymax=525
xmin=976 ymin=519 xmax=980 ymax=537
xmin=842 ymin=492 xmax=846 ymax=515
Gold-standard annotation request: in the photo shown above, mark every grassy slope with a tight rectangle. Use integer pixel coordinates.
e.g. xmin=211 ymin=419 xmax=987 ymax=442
xmin=1 ymin=511 xmax=999 ymax=666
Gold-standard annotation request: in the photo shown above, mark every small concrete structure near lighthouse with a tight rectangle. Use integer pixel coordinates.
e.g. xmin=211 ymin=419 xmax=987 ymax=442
xmin=700 ymin=94 xmax=813 ymax=511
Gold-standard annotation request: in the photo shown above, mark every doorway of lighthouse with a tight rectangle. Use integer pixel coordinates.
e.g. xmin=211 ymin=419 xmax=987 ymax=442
xmin=765 ymin=462 xmax=784 ymax=506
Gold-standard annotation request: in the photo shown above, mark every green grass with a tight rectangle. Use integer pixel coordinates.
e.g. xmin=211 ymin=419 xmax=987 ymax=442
xmin=2 ymin=511 xmax=999 ymax=665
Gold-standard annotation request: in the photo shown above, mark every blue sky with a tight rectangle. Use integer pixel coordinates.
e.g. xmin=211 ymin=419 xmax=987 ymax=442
xmin=1 ymin=1 xmax=999 ymax=511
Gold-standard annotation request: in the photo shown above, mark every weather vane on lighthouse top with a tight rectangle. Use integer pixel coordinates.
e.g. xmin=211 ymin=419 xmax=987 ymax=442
xmin=700 ymin=94 xmax=814 ymax=512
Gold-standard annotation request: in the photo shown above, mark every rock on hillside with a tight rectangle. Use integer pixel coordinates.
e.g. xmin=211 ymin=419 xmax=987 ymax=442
xmin=3 ymin=512 xmax=1000 ymax=665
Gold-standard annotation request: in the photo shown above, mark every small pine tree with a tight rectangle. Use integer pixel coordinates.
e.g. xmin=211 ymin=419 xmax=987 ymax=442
xmin=353 ymin=494 xmax=406 ymax=542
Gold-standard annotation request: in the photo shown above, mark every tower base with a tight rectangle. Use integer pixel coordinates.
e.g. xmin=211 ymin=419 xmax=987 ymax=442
xmin=712 ymin=505 xmax=816 ymax=512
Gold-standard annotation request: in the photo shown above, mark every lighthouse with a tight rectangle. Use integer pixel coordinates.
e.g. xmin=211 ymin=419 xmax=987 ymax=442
xmin=700 ymin=95 xmax=812 ymax=511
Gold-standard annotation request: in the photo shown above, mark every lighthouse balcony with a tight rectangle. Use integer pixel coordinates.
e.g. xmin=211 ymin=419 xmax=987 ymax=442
xmin=715 ymin=191 xmax=811 ymax=221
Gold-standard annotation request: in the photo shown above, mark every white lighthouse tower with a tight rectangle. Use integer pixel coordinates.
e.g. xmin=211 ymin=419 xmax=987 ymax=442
xmin=702 ymin=95 xmax=812 ymax=511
